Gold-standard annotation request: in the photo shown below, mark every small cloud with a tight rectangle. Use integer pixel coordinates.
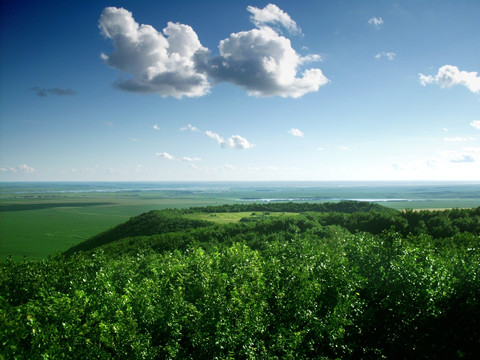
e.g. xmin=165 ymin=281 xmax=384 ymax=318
xmin=29 ymin=87 xmax=76 ymax=97
xmin=375 ymin=51 xmax=396 ymax=60
xmin=317 ymin=147 xmax=325 ymax=151
xmin=443 ymin=128 xmax=449 ymax=132
xmin=104 ymin=121 xmax=114 ymax=127
xmin=339 ymin=146 xmax=349 ymax=151
xmin=0 ymin=164 xmax=36 ymax=174
xmin=156 ymin=152 xmax=175 ymax=160
xmin=288 ymin=128 xmax=304 ymax=137
xmin=419 ymin=65 xmax=480 ymax=93
xmin=247 ymin=166 xmax=278 ymax=171
xmin=299 ymin=54 xmax=323 ymax=64
xmin=247 ymin=3 xmax=302 ymax=35
xmin=450 ymin=154 xmax=475 ymax=163
xmin=181 ymin=156 xmax=201 ymax=162
xmin=444 ymin=136 xmax=475 ymax=142
xmin=205 ymin=130 xmax=254 ymax=149
xmin=180 ymin=124 xmax=200 ymax=132
xmin=470 ymin=120 xmax=480 ymax=130
xmin=440 ymin=148 xmax=480 ymax=163
xmin=205 ymin=130 xmax=224 ymax=144
xmin=153 ymin=124 xmax=160 ymax=131
xmin=368 ymin=17 xmax=384 ymax=27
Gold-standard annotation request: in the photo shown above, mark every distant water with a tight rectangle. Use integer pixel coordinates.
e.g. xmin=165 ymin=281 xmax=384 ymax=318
xmin=1 ymin=181 xmax=480 ymax=206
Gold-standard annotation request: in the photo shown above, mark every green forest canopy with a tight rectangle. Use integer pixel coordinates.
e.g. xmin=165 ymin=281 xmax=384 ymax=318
xmin=2 ymin=201 xmax=479 ymax=359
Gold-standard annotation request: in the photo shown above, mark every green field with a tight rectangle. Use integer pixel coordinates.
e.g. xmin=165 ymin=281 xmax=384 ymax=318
xmin=1 ymin=181 xmax=480 ymax=260
xmin=184 ymin=211 xmax=299 ymax=224
xmin=0 ymin=196 xmax=236 ymax=260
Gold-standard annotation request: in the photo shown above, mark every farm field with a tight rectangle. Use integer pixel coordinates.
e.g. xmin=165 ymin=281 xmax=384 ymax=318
xmin=1 ymin=181 xmax=480 ymax=259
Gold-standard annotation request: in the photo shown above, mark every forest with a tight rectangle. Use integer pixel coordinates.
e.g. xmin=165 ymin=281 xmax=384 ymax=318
xmin=1 ymin=201 xmax=479 ymax=359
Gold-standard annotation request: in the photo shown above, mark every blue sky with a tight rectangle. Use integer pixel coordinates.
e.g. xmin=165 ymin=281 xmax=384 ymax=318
xmin=1 ymin=0 xmax=479 ymax=181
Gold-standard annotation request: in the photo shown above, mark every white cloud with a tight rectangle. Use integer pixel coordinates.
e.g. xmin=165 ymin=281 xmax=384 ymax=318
xmin=181 ymin=156 xmax=201 ymax=162
xmin=339 ymin=146 xmax=349 ymax=151
xmin=99 ymin=7 xmax=210 ymax=98
xmin=368 ymin=17 xmax=384 ymax=27
xmin=247 ymin=166 xmax=279 ymax=171
xmin=180 ymin=124 xmax=200 ymax=132
xmin=419 ymin=65 xmax=480 ymax=93
xmin=247 ymin=3 xmax=301 ymax=35
xmin=205 ymin=130 xmax=254 ymax=149
xmin=444 ymin=136 xmax=475 ymax=142
xmin=153 ymin=124 xmax=160 ymax=130
xmin=205 ymin=130 xmax=224 ymax=144
xmin=156 ymin=152 xmax=175 ymax=160
xmin=100 ymin=5 xmax=327 ymax=99
xmin=375 ymin=51 xmax=396 ymax=60
xmin=470 ymin=120 xmax=480 ymax=130
xmin=288 ymin=128 xmax=304 ymax=137
xmin=0 ymin=164 xmax=36 ymax=174
xmin=103 ymin=121 xmax=114 ymax=127
xmin=201 ymin=24 xmax=329 ymax=98
xmin=444 ymin=152 xmax=475 ymax=163
xmin=227 ymin=135 xmax=255 ymax=149
xmin=440 ymin=147 xmax=480 ymax=163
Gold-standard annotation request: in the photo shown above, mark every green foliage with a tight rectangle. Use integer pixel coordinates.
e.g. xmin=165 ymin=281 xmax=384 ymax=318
xmin=2 ymin=202 xmax=480 ymax=359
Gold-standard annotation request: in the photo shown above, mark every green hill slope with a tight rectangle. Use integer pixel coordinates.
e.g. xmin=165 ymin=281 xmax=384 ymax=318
xmin=63 ymin=209 xmax=212 ymax=256
xmin=64 ymin=201 xmax=397 ymax=256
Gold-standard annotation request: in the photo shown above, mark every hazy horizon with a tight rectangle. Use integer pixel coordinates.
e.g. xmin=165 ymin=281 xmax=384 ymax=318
xmin=1 ymin=1 xmax=479 ymax=182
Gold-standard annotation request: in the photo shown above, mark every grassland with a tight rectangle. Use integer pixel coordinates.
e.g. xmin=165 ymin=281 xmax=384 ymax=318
xmin=184 ymin=211 xmax=299 ymax=224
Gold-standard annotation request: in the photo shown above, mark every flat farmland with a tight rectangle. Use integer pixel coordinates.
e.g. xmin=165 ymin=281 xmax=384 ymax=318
xmin=0 ymin=195 xmax=234 ymax=260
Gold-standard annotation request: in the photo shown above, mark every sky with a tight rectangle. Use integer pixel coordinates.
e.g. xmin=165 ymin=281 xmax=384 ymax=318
xmin=1 ymin=0 xmax=479 ymax=182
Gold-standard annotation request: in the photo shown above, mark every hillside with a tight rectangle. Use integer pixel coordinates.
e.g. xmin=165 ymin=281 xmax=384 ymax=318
xmin=2 ymin=201 xmax=479 ymax=359
xmin=64 ymin=201 xmax=398 ymax=256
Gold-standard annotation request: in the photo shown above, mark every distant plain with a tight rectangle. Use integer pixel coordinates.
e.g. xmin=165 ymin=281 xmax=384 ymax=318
xmin=1 ymin=181 xmax=479 ymax=260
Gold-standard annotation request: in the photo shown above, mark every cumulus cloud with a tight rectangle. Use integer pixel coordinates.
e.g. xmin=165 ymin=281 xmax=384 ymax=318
xmin=205 ymin=130 xmax=254 ymax=149
xmin=180 ymin=124 xmax=200 ymax=132
xmin=153 ymin=124 xmax=160 ymax=130
xmin=368 ymin=17 xmax=384 ymax=27
xmin=0 ymin=164 xmax=36 ymax=174
xmin=247 ymin=3 xmax=301 ymax=35
xmin=288 ymin=128 xmax=304 ymax=137
xmin=99 ymin=7 xmax=210 ymax=98
xmin=99 ymin=5 xmax=328 ymax=99
xmin=375 ymin=51 xmax=396 ymax=60
xmin=200 ymin=24 xmax=328 ymax=98
xmin=156 ymin=152 xmax=175 ymax=160
xmin=470 ymin=120 xmax=480 ymax=130
xmin=419 ymin=65 xmax=480 ymax=93
xmin=30 ymin=87 xmax=76 ymax=97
